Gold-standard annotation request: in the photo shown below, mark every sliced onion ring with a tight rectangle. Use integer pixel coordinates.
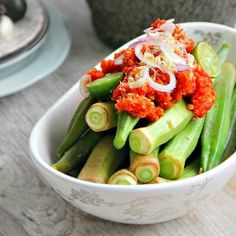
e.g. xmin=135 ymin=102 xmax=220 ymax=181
xmin=144 ymin=67 xmax=177 ymax=92
xmin=176 ymin=64 xmax=191 ymax=72
xmin=114 ymin=55 xmax=124 ymax=65
xmin=149 ymin=72 xmax=176 ymax=92
xmin=144 ymin=19 xmax=175 ymax=34
xmin=79 ymin=74 xmax=92 ymax=98
xmin=129 ymin=38 xmax=147 ymax=48
xmin=127 ymin=66 xmax=177 ymax=92
xmin=135 ymin=43 xmax=160 ymax=68
xmin=158 ymin=19 xmax=175 ymax=34
xmin=134 ymin=39 xmax=189 ymax=71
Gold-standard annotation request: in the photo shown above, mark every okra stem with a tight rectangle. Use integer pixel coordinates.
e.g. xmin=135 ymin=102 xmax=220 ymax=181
xmin=78 ymin=134 xmax=128 ymax=183
xmin=129 ymin=148 xmax=160 ymax=183
xmin=149 ymin=159 xmax=200 ymax=184
xmin=85 ymin=102 xmax=117 ymax=132
xmin=129 ymin=101 xmax=192 ymax=155
xmin=108 ymin=169 xmax=138 ymax=185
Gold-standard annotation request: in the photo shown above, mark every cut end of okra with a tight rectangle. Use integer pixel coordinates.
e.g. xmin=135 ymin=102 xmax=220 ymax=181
xmin=87 ymin=109 xmax=105 ymax=129
xmin=159 ymin=156 xmax=184 ymax=180
xmin=129 ymin=149 xmax=160 ymax=183
xmin=108 ymin=169 xmax=138 ymax=185
xmin=135 ymin=164 xmax=158 ymax=183
xmin=129 ymin=128 xmax=152 ymax=155
xmin=85 ymin=102 xmax=117 ymax=132
xmin=116 ymin=180 xmax=132 ymax=185
xmin=149 ymin=176 xmax=171 ymax=184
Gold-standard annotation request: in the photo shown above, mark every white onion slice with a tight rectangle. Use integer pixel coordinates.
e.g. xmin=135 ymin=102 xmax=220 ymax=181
xmin=144 ymin=36 xmax=187 ymax=65
xmin=176 ymin=64 xmax=191 ymax=71
xmin=134 ymin=38 xmax=190 ymax=72
xmin=144 ymin=19 xmax=175 ymax=34
xmin=158 ymin=19 xmax=175 ymax=34
xmin=148 ymin=71 xmax=177 ymax=92
xmin=135 ymin=43 xmax=161 ymax=68
xmin=156 ymin=41 xmax=187 ymax=65
xmin=142 ymin=67 xmax=176 ymax=92
xmin=128 ymin=66 xmax=177 ymax=92
xmin=187 ymin=53 xmax=195 ymax=68
xmin=114 ymin=55 xmax=124 ymax=65
xmin=129 ymin=38 xmax=147 ymax=48
xmin=135 ymin=41 xmax=185 ymax=71
xmin=79 ymin=74 xmax=92 ymax=98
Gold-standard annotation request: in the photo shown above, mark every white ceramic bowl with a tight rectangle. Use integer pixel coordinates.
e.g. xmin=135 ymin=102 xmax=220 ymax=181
xmin=30 ymin=22 xmax=236 ymax=224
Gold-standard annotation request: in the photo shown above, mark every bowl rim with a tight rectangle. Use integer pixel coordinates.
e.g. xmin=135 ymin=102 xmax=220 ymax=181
xmin=181 ymin=21 xmax=236 ymax=32
xmin=29 ymin=21 xmax=236 ymax=191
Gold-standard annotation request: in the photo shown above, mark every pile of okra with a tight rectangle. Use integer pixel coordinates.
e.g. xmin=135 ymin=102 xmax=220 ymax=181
xmin=52 ymin=42 xmax=236 ymax=185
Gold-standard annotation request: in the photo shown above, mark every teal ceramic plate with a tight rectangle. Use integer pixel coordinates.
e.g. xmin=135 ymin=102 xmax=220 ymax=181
xmin=0 ymin=0 xmax=71 ymax=97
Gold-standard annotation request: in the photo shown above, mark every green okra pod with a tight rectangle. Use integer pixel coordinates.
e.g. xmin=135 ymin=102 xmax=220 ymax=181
xmin=201 ymin=63 xmax=236 ymax=171
xmin=222 ymin=88 xmax=236 ymax=160
xmin=78 ymin=134 xmax=128 ymax=183
xmin=87 ymin=72 xmax=124 ymax=100
xmin=129 ymin=100 xmax=192 ymax=155
xmin=52 ymin=130 xmax=103 ymax=173
xmin=56 ymin=96 xmax=95 ymax=159
xmin=217 ymin=42 xmax=231 ymax=66
xmin=159 ymin=117 xmax=204 ymax=179
xmin=180 ymin=158 xmax=200 ymax=179
xmin=113 ymin=112 xmax=139 ymax=149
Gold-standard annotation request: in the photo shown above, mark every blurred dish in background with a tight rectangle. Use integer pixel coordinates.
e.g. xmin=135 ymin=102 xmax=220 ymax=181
xmin=0 ymin=0 xmax=48 ymax=60
xmin=0 ymin=0 xmax=27 ymax=23
xmin=87 ymin=0 xmax=236 ymax=49
xmin=0 ymin=28 xmax=48 ymax=78
xmin=0 ymin=0 xmax=71 ymax=97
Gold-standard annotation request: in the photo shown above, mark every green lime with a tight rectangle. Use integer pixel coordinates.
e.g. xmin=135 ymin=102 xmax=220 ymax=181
xmin=193 ymin=42 xmax=221 ymax=77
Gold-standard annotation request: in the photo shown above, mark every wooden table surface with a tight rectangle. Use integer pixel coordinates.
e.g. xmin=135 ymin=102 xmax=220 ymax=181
xmin=0 ymin=1 xmax=236 ymax=235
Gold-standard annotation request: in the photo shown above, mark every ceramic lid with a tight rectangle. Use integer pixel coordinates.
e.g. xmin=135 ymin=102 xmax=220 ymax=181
xmin=0 ymin=0 xmax=49 ymax=60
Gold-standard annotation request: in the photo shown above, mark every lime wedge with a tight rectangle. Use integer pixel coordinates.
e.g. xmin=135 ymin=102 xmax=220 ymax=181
xmin=193 ymin=42 xmax=221 ymax=77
